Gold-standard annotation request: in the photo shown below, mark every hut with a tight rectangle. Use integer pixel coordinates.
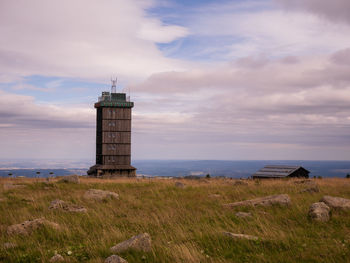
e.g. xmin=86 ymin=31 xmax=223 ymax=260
xmin=252 ymin=165 xmax=309 ymax=179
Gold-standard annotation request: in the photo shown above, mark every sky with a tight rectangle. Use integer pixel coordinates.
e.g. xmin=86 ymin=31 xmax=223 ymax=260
xmin=1 ymin=0 xmax=350 ymax=161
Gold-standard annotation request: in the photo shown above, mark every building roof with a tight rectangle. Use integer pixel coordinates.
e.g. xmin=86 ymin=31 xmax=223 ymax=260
xmin=95 ymin=92 xmax=134 ymax=108
xmin=252 ymin=165 xmax=309 ymax=178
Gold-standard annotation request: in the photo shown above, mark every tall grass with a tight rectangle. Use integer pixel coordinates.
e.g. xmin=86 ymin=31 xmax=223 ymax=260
xmin=0 ymin=177 xmax=349 ymax=262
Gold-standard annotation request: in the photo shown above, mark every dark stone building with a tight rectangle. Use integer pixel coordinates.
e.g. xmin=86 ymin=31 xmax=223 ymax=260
xmin=88 ymin=80 xmax=136 ymax=177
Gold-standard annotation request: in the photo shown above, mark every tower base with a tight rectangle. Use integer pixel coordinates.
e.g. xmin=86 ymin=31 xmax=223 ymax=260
xmin=87 ymin=164 xmax=136 ymax=178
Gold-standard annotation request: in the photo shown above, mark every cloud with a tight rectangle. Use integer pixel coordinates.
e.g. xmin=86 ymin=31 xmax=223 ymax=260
xmin=331 ymin=48 xmax=350 ymax=65
xmin=129 ymin=48 xmax=350 ymax=157
xmin=1 ymin=0 xmax=350 ymax=160
xmin=3 ymin=46 xmax=348 ymax=159
xmin=276 ymin=0 xmax=350 ymax=24
xmin=189 ymin=8 xmax=350 ymax=59
xmin=0 ymin=90 xmax=94 ymax=129
xmin=138 ymin=18 xmax=189 ymax=43
xmin=0 ymin=0 xmax=189 ymax=82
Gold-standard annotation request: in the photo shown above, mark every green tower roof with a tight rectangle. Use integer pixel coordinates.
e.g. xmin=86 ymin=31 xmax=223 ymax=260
xmin=95 ymin=92 xmax=134 ymax=108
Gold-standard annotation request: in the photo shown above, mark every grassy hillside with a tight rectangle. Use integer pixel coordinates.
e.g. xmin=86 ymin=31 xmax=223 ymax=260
xmin=1 ymin=177 xmax=350 ymax=262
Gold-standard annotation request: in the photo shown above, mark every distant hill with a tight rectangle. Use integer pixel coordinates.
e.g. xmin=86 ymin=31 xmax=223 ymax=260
xmin=1 ymin=160 xmax=350 ymax=178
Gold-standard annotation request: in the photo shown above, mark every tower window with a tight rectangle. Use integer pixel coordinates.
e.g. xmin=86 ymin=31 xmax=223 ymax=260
xmin=108 ymin=144 xmax=116 ymax=150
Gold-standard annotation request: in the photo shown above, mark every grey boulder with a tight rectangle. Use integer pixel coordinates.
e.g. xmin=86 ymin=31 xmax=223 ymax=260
xmin=110 ymin=233 xmax=152 ymax=253
xmin=49 ymin=254 xmax=64 ymax=262
xmin=49 ymin=199 xmax=87 ymax=213
xmin=7 ymin=218 xmax=60 ymax=235
xmin=308 ymin=202 xmax=330 ymax=222
xmin=320 ymin=196 xmax=350 ymax=210
xmin=224 ymin=194 xmax=291 ymax=208
xmin=105 ymin=255 xmax=128 ymax=263
xmin=83 ymin=189 xmax=119 ymax=201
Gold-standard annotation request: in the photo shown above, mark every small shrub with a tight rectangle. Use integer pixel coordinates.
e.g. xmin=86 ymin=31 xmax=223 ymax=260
xmin=318 ymin=176 xmax=323 ymax=179
xmin=346 ymin=174 xmax=350 ymax=179
xmin=206 ymin=174 xmax=211 ymax=179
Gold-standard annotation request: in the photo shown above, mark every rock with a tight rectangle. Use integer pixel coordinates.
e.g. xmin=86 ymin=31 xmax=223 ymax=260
xmin=223 ymin=232 xmax=259 ymax=241
xmin=49 ymin=199 xmax=87 ymax=213
xmin=235 ymin=212 xmax=252 ymax=218
xmin=308 ymin=202 xmax=330 ymax=222
xmin=49 ymin=254 xmax=64 ymax=262
xmin=49 ymin=199 xmax=66 ymax=209
xmin=175 ymin=182 xmax=185 ymax=188
xmin=234 ymin=180 xmax=248 ymax=186
xmin=83 ymin=189 xmax=119 ymax=201
xmin=7 ymin=218 xmax=60 ymax=235
xmin=3 ymin=242 xmax=17 ymax=249
xmin=224 ymin=194 xmax=291 ymax=208
xmin=300 ymin=181 xmax=319 ymax=193
xmin=105 ymin=255 xmax=128 ymax=263
xmin=110 ymin=233 xmax=152 ymax=253
xmin=301 ymin=185 xmax=320 ymax=193
xmin=320 ymin=196 xmax=350 ymax=210
xmin=3 ymin=183 xmax=25 ymax=190
xmin=59 ymin=175 xmax=80 ymax=184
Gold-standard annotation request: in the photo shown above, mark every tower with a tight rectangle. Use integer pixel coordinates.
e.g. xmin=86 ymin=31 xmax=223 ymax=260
xmin=88 ymin=79 xmax=136 ymax=177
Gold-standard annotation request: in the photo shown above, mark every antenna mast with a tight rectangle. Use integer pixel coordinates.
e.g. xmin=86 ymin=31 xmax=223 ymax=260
xmin=111 ymin=77 xmax=117 ymax=93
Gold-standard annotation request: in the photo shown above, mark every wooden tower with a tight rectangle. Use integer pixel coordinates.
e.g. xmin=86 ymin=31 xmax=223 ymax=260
xmin=88 ymin=79 xmax=136 ymax=177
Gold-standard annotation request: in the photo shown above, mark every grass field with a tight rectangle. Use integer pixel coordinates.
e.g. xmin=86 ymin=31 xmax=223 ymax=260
xmin=1 ymin=177 xmax=350 ymax=263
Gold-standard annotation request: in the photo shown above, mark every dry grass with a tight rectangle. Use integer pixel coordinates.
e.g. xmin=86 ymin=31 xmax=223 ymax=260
xmin=0 ymin=177 xmax=350 ymax=262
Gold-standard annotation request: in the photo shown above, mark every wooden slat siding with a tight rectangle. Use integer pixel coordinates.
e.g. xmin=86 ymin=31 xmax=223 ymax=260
xmin=103 ymin=155 xmax=130 ymax=165
xmin=102 ymin=120 xmax=131 ymax=131
xmin=102 ymin=144 xmax=131 ymax=155
xmin=102 ymin=132 xmax=131 ymax=143
xmin=96 ymin=108 xmax=103 ymax=164
xmin=102 ymin=108 xmax=131 ymax=120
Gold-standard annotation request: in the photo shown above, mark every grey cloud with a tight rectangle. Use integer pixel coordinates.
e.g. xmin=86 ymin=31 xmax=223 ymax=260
xmin=234 ymin=56 xmax=270 ymax=68
xmin=132 ymin=50 xmax=350 ymax=94
xmin=129 ymin=49 xmax=350 ymax=152
xmin=0 ymin=91 xmax=94 ymax=129
xmin=280 ymin=56 xmax=300 ymax=64
xmin=276 ymin=0 xmax=350 ymax=24
xmin=331 ymin=48 xmax=350 ymax=65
